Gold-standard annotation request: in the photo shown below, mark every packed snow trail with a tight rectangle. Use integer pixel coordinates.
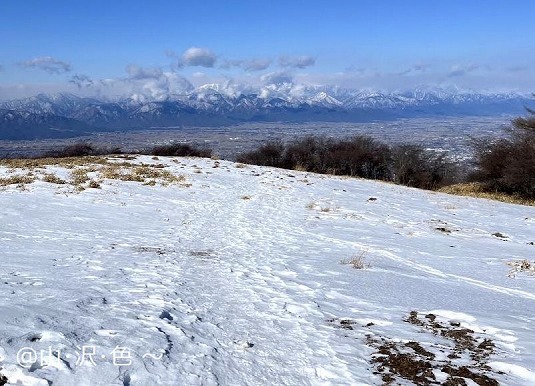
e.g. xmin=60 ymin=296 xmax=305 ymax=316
xmin=1 ymin=156 xmax=534 ymax=385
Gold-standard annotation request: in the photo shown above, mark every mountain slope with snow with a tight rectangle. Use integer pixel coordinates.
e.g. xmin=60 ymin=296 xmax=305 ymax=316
xmin=0 ymin=156 xmax=534 ymax=385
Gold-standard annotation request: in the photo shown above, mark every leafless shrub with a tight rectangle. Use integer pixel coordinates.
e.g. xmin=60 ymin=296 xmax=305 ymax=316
xmin=236 ymin=140 xmax=285 ymax=167
xmin=150 ymin=143 xmax=212 ymax=158
xmin=321 ymin=136 xmax=392 ymax=180
xmin=43 ymin=143 xmax=122 ymax=158
xmin=471 ymin=101 xmax=535 ymax=199
xmin=392 ymin=144 xmax=459 ymax=190
xmin=282 ymin=136 xmax=327 ymax=172
xmin=236 ymin=135 xmax=462 ymax=190
xmin=236 ymin=135 xmax=393 ymax=180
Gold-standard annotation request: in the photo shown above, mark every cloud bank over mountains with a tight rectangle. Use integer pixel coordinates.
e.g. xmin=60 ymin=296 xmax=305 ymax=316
xmin=18 ymin=56 xmax=72 ymax=74
xmin=1 ymin=45 xmax=533 ymax=101
xmin=179 ymin=47 xmax=217 ymax=68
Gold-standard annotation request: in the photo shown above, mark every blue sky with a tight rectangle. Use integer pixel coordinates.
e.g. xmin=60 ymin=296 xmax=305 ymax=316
xmin=1 ymin=0 xmax=534 ymax=99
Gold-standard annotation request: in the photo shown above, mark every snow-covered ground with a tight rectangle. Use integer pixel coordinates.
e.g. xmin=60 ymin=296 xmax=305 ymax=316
xmin=0 ymin=155 xmax=534 ymax=385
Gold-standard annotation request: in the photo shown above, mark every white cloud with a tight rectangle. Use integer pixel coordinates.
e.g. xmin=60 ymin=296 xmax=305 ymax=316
xmin=63 ymin=66 xmax=195 ymax=101
xmin=448 ymin=63 xmax=481 ymax=78
xmin=261 ymin=71 xmax=293 ymax=85
xmin=397 ymin=63 xmax=431 ymax=76
xmin=279 ymin=55 xmax=316 ymax=69
xmin=126 ymin=65 xmax=163 ymax=80
xmin=19 ymin=56 xmax=71 ymax=74
xmin=221 ymin=58 xmax=272 ymax=72
xmin=180 ymin=47 xmax=217 ymax=67
xmin=242 ymin=58 xmax=272 ymax=72
xmin=124 ymin=71 xmax=194 ymax=99
xmin=69 ymin=74 xmax=94 ymax=88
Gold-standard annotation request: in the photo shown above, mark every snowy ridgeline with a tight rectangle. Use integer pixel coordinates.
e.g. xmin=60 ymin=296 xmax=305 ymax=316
xmin=0 ymin=155 xmax=534 ymax=385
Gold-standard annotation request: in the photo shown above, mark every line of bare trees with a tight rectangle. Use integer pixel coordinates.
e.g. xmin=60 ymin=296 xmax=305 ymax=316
xmin=470 ymin=102 xmax=535 ymax=198
xmin=237 ymin=100 xmax=535 ymax=198
xmin=236 ymin=135 xmax=459 ymax=190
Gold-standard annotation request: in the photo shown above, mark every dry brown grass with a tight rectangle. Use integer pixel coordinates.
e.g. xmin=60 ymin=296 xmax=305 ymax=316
xmin=507 ymin=259 xmax=535 ymax=278
xmin=41 ymin=173 xmax=67 ymax=184
xmin=99 ymin=164 xmax=186 ymax=186
xmin=70 ymin=168 xmax=90 ymax=185
xmin=0 ymin=174 xmax=35 ymax=186
xmin=0 ymin=156 xmax=111 ymax=169
xmin=341 ymin=250 xmax=370 ymax=269
xmin=293 ymin=164 xmax=308 ymax=172
xmin=88 ymin=180 xmax=101 ymax=189
xmin=1 ymin=156 xmax=188 ymax=190
xmin=438 ymin=182 xmax=535 ymax=206
xmin=100 ymin=165 xmax=145 ymax=182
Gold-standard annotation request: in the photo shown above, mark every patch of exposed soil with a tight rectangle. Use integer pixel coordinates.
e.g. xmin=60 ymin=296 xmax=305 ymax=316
xmin=366 ymin=311 xmax=500 ymax=385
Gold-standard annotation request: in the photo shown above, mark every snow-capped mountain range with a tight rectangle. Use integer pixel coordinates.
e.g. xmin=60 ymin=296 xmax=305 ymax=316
xmin=0 ymin=85 xmax=530 ymax=140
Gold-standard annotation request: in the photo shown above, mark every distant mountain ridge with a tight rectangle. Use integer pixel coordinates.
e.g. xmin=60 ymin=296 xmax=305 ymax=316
xmin=0 ymin=86 xmax=529 ymax=140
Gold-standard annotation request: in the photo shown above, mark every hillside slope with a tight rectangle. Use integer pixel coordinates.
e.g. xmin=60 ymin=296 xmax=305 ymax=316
xmin=0 ymin=156 xmax=534 ymax=385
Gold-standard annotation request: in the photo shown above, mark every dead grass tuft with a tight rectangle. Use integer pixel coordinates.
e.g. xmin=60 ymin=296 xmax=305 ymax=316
xmin=0 ymin=156 xmax=188 ymax=190
xmin=0 ymin=174 xmax=35 ymax=186
xmin=293 ymin=164 xmax=308 ymax=172
xmin=507 ymin=259 xmax=535 ymax=277
xmin=41 ymin=173 xmax=67 ymax=184
xmin=341 ymin=250 xmax=370 ymax=269
xmin=99 ymin=164 xmax=186 ymax=186
xmin=0 ymin=156 xmax=111 ymax=169
xmin=70 ymin=169 xmax=90 ymax=185
xmin=88 ymin=180 xmax=101 ymax=189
